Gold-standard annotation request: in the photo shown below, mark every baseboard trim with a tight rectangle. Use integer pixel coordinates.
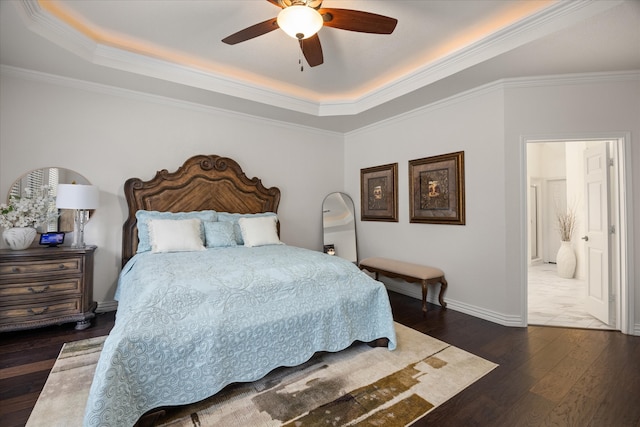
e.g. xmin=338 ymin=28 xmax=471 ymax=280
xmin=96 ymin=300 xmax=118 ymax=313
xmin=381 ymin=280 xmax=525 ymax=328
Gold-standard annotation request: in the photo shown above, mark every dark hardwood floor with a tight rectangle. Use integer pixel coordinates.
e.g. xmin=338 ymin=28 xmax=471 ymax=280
xmin=1 ymin=291 xmax=639 ymax=426
xmin=0 ymin=311 xmax=116 ymax=427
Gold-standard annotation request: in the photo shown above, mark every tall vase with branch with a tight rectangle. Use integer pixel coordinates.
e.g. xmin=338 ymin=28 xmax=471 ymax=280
xmin=557 ymin=207 xmax=577 ymax=242
xmin=556 ymin=206 xmax=577 ymax=278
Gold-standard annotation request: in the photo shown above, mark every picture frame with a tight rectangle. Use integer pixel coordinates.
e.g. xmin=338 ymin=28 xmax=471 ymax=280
xmin=360 ymin=163 xmax=398 ymax=222
xmin=409 ymin=151 xmax=465 ymax=225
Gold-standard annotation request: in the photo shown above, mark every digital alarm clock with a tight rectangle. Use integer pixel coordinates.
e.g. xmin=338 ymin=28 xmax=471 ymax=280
xmin=39 ymin=232 xmax=65 ymax=247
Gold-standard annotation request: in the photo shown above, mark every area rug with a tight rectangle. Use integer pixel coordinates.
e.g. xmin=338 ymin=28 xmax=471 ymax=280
xmin=27 ymin=323 xmax=497 ymax=427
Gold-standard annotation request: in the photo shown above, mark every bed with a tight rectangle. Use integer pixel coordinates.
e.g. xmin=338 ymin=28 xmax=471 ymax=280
xmin=83 ymin=155 xmax=397 ymax=427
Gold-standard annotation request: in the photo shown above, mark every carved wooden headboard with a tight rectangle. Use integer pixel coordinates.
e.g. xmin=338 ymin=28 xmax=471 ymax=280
xmin=122 ymin=154 xmax=281 ymax=266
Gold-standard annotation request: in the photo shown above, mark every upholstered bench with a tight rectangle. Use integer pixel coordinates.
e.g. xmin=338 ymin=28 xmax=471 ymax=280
xmin=359 ymin=257 xmax=447 ymax=316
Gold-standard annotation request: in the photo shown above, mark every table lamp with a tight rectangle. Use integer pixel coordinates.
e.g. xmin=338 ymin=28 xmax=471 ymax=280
xmin=56 ymin=184 xmax=99 ymax=248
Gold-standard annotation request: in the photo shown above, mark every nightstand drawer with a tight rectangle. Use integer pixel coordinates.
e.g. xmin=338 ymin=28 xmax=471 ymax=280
xmin=0 ymin=278 xmax=81 ymax=300
xmin=0 ymin=258 xmax=82 ymax=277
xmin=0 ymin=298 xmax=81 ymax=324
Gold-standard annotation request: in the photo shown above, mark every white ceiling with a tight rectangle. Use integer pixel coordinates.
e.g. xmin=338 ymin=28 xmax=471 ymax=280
xmin=1 ymin=0 xmax=639 ymax=132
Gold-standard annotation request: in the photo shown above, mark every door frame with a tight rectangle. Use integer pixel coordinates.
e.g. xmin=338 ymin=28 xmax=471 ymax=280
xmin=528 ymin=178 xmax=543 ymax=265
xmin=520 ymin=132 xmax=634 ymax=334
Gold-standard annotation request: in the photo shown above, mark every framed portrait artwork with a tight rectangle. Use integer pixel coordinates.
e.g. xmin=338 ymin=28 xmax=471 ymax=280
xmin=360 ymin=163 xmax=398 ymax=222
xmin=409 ymin=151 xmax=465 ymax=225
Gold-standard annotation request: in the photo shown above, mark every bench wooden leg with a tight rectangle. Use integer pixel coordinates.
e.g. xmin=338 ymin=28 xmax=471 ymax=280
xmin=421 ymin=280 xmax=428 ymax=317
xmin=438 ymin=276 xmax=448 ymax=308
xmin=422 ymin=277 xmax=447 ymax=316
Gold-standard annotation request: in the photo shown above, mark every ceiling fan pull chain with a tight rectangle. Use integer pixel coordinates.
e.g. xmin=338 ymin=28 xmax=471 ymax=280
xmin=298 ymin=39 xmax=304 ymax=72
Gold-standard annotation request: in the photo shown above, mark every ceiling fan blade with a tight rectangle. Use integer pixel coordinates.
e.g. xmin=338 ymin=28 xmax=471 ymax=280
xmin=266 ymin=0 xmax=283 ymax=8
xmin=300 ymin=34 xmax=323 ymax=67
xmin=222 ymin=18 xmax=279 ymax=45
xmin=319 ymin=8 xmax=397 ymax=34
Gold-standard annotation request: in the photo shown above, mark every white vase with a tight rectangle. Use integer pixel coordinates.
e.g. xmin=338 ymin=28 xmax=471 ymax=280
xmin=556 ymin=241 xmax=576 ymax=278
xmin=2 ymin=227 xmax=37 ymax=250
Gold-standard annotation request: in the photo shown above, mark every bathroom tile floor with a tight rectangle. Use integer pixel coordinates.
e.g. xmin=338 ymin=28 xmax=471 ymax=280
xmin=528 ymin=263 xmax=613 ymax=330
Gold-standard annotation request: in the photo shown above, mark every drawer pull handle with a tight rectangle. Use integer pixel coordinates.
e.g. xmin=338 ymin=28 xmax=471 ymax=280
xmin=58 ymin=264 xmax=66 ymax=269
xmin=28 ymin=307 xmax=49 ymax=315
xmin=12 ymin=267 xmax=20 ymax=273
xmin=28 ymin=286 xmax=50 ymax=294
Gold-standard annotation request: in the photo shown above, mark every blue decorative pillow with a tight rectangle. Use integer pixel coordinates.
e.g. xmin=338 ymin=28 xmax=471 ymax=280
xmin=136 ymin=210 xmax=217 ymax=253
xmin=216 ymin=212 xmax=277 ymax=245
xmin=203 ymin=221 xmax=237 ymax=248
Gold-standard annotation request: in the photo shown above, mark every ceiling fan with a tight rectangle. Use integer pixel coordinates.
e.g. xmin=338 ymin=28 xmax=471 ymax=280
xmin=221 ymin=0 xmax=398 ymax=68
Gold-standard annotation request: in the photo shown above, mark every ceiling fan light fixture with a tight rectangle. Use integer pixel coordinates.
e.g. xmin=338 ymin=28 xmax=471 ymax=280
xmin=277 ymin=5 xmax=323 ymax=40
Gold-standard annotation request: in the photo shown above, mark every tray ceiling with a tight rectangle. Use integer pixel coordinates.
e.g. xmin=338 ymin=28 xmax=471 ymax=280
xmin=1 ymin=0 xmax=638 ymax=132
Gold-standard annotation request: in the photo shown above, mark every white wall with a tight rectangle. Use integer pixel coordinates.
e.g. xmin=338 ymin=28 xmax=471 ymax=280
xmin=345 ymin=88 xmax=509 ymax=322
xmin=0 ymin=69 xmax=344 ymax=306
xmin=345 ymin=73 xmax=640 ymax=332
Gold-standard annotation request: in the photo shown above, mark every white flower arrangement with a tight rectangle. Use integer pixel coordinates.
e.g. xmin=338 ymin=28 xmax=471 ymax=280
xmin=0 ymin=186 xmax=58 ymax=229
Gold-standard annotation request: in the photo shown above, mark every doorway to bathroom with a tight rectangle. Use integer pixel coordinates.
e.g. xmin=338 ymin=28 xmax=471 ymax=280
xmin=525 ymin=137 xmax=628 ymax=330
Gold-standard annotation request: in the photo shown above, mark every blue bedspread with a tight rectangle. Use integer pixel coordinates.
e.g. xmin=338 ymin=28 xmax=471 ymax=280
xmin=83 ymin=245 xmax=396 ymax=426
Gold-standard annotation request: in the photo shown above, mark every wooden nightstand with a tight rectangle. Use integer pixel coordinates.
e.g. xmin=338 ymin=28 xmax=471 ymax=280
xmin=0 ymin=246 xmax=97 ymax=332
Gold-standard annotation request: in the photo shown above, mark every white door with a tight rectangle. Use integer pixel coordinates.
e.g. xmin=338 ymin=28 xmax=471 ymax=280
xmin=583 ymin=143 xmax=611 ymax=324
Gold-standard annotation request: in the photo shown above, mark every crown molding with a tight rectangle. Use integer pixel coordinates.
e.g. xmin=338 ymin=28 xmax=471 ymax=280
xmin=0 ymin=64 xmax=342 ymax=137
xmin=3 ymin=62 xmax=635 ymax=136
xmin=15 ymin=0 xmax=98 ymax=62
xmin=13 ymin=0 xmax=624 ymax=118
xmin=91 ymin=43 xmax=323 ymax=116
xmin=347 ymin=70 xmax=639 ymax=137
xmin=4 ymin=63 xmax=635 ymax=136
xmin=502 ymin=69 xmax=640 ymax=88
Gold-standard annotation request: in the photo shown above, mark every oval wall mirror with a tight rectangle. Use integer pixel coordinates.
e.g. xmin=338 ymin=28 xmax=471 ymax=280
xmin=8 ymin=167 xmax=93 ymax=232
xmin=322 ymin=192 xmax=357 ymax=263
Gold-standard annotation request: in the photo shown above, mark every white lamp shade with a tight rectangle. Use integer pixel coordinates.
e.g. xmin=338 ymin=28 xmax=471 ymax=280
xmin=277 ymin=5 xmax=323 ymax=40
xmin=56 ymin=184 xmax=99 ymax=209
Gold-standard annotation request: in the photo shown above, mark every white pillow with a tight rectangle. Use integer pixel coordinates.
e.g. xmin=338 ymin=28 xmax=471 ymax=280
xmin=238 ymin=216 xmax=282 ymax=247
xmin=217 ymin=212 xmax=277 ymax=245
xmin=149 ymin=219 xmax=206 ymax=253
xmin=135 ymin=210 xmax=216 ymax=253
